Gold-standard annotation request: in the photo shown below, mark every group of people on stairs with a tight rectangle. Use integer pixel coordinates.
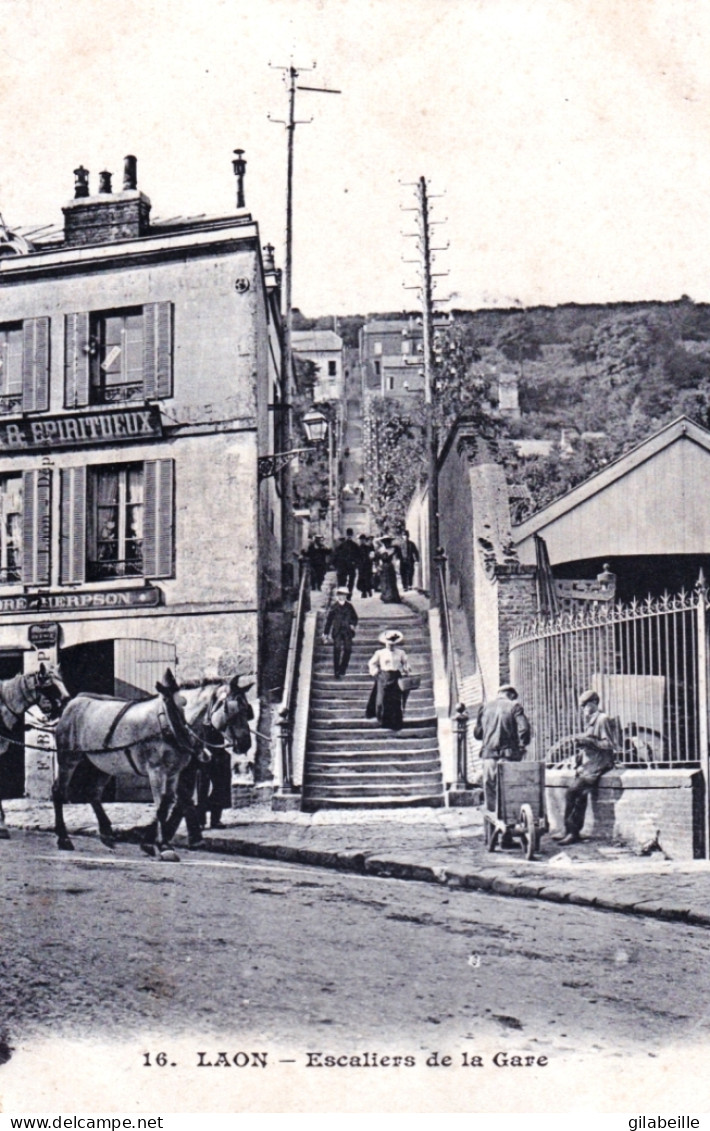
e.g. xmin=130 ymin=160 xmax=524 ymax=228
xmin=323 ymin=589 xmax=415 ymax=733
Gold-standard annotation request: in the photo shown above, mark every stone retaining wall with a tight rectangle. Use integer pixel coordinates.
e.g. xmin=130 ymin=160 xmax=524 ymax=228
xmin=545 ymin=767 xmax=704 ymax=859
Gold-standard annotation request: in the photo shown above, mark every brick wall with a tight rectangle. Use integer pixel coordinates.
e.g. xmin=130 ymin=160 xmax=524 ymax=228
xmin=496 ymin=566 xmax=537 ymax=684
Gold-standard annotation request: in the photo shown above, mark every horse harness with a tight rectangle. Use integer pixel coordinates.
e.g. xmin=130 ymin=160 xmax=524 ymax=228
xmin=98 ymin=696 xmax=197 ymax=776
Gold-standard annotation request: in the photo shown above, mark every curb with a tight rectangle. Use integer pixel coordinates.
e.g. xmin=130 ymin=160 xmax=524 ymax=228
xmin=10 ymin=820 xmax=710 ymax=929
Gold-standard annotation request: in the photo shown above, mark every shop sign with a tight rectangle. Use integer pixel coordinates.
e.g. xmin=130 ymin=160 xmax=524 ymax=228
xmin=0 ymin=585 xmax=162 ymax=615
xmin=0 ymin=406 xmax=162 ymax=452
xmin=28 ymin=622 xmax=61 ymax=648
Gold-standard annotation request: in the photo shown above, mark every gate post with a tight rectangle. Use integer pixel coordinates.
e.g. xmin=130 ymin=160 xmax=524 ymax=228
xmin=455 ymin=701 xmax=469 ymax=789
xmin=696 ymin=572 xmax=710 ymax=859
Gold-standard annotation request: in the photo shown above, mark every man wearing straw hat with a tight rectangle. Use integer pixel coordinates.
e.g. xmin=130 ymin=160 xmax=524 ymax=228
xmin=366 ymin=629 xmax=411 ymax=730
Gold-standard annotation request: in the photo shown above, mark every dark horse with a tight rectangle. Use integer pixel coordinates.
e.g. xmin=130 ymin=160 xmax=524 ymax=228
xmin=52 ymin=668 xmax=199 ymax=861
xmin=0 ymin=665 xmax=71 ymax=840
xmin=163 ymin=675 xmax=254 ymax=846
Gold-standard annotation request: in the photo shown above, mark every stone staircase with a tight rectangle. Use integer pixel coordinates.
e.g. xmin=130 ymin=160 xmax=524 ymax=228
xmin=303 ymin=602 xmax=445 ymax=810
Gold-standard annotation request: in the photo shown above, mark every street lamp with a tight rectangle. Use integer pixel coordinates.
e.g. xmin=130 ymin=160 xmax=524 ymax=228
xmin=257 ymin=407 xmax=330 ymax=481
xmin=299 ymin=410 xmax=337 ymax=544
xmin=301 ymin=409 xmax=328 ymax=442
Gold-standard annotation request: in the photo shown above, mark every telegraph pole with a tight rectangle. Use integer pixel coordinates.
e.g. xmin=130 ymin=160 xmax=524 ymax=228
xmin=418 ymin=176 xmax=439 ymax=605
xmin=402 ymin=176 xmax=448 ymax=606
xmin=269 ymin=63 xmax=340 ymax=403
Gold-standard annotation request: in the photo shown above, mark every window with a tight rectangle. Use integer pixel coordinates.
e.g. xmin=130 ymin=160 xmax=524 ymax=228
xmin=373 ymin=341 xmax=382 ymax=356
xmin=88 ymin=464 xmax=144 ymax=580
xmin=0 ymin=319 xmax=50 ymax=414
xmin=386 ymin=373 xmax=395 ymax=391
xmin=64 ymin=303 xmax=172 ymax=408
xmin=374 ymin=360 xmax=381 ymax=378
xmin=61 ymin=459 xmax=174 ymax=584
xmin=327 ymin=360 xmax=337 ymax=378
xmin=90 ymin=308 xmax=144 ymax=404
xmin=0 ymin=476 xmax=22 ymax=583
xmin=0 ymin=325 xmax=23 ymax=413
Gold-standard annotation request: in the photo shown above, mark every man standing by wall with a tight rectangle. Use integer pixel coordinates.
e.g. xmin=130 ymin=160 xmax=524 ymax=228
xmin=323 ymin=587 xmax=359 ymax=679
xmin=474 ymin=685 xmax=531 ymax=813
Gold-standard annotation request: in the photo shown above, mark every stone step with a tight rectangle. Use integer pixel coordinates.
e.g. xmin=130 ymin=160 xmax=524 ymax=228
xmin=304 ymin=781 xmax=445 ymax=799
xmin=308 ymin=736 xmax=438 ymax=752
xmin=310 ymin=677 xmax=433 ymax=690
xmin=307 ymin=747 xmax=440 ymax=762
xmin=307 ymin=755 xmax=440 ymax=773
xmin=302 ymin=795 xmax=446 ymax=811
xmin=309 ymin=709 xmax=437 ymax=724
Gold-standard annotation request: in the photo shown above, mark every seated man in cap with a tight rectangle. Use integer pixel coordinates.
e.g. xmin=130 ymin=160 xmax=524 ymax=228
xmin=556 ymin=689 xmax=616 ymax=845
xmin=474 ymin=686 xmax=531 ymax=818
xmin=323 ymin=587 xmax=359 ymax=679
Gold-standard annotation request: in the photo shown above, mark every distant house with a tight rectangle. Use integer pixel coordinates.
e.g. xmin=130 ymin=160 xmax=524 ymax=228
xmin=359 ymin=318 xmax=425 ymax=398
xmin=292 ymin=329 xmax=344 ymax=402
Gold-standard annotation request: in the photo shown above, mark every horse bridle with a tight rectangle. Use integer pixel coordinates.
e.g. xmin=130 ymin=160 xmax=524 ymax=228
xmin=0 ymin=670 xmax=60 ymax=724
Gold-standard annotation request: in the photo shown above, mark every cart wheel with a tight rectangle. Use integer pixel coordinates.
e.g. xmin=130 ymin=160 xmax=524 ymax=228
xmin=520 ymin=804 xmax=535 ymax=860
xmin=485 ymin=820 xmax=499 ymax=853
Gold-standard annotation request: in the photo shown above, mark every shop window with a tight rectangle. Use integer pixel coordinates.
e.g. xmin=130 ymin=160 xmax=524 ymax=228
xmin=60 ymin=459 xmax=174 ymax=584
xmin=64 ymin=303 xmax=172 ymax=409
xmin=0 ymin=319 xmax=50 ymax=414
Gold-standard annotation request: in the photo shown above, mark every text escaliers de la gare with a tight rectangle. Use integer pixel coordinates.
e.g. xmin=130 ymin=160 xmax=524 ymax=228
xmin=193 ymin=1050 xmax=547 ymax=1068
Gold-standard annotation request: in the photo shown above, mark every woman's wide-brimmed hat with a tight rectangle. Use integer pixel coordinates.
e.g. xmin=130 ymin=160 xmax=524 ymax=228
xmin=379 ymin=629 xmax=404 ymax=645
xmin=379 ymin=534 xmax=394 ymax=545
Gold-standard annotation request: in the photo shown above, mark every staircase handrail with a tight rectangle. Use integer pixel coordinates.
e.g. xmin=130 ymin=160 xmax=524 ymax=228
xmin=276 ymin=557 xmax=311 ymax=792
xmin=435 ymin=552 xmax=470 ymax=789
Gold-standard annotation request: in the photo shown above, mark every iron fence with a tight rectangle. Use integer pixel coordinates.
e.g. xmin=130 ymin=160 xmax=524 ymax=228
xmin=510 ymin=585 xmax=708 ymax=769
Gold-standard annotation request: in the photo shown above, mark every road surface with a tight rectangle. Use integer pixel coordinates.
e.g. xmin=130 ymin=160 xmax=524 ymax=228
xmin=2 ymin=829 xmax=709 ymax=1065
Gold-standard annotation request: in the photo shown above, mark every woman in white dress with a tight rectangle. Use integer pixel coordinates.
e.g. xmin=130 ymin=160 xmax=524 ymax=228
xmin=365 ymin=629 xmax=410 ymax=731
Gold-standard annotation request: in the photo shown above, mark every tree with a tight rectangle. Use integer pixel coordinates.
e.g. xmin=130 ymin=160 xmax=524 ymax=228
xmin=362 ymin=396 xmax=427 ymax=533
xmin=494 ymin=313 xmax=542 ymax=378
xmin=433 ymin=319 xmax=499 ymax=439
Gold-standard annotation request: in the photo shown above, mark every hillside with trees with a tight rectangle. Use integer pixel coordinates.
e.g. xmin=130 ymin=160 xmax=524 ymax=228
xmin=297 ymin=297 xmax=710 ymax=529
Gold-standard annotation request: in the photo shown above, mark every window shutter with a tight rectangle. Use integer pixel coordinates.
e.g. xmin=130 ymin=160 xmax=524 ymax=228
xmin=60 ymin=466 xmax=86 ymax=584
xmin=143 ymin=302 xmax=173 ymax=400
xmin=64 ymin=312 xmax=90 ymax=408
xmin=22 ymin=317 xmax=50 ymax=412
xmin=22 ymin=468 xmax=52 ymax=586
xmin=143 ymin=459 xmax=174 ymax=578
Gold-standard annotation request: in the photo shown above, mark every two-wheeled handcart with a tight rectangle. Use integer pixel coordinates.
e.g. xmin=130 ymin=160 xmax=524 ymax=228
xmin=483 ymin=759 xmax=548 ymax=860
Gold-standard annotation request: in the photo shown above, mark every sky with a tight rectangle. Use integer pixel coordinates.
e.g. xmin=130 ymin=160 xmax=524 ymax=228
xmin=1 ymin=0 xmax=710 ymax=316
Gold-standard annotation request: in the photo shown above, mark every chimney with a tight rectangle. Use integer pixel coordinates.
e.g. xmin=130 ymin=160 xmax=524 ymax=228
xmin=73 ymin=166 xmax=90 ymax=198
xmin=63 ymin=155 xmax=151 ymax=247
xmin=232 ymin=149 xmax=247 ymax=209
xmin=123 ymin=155 xmax=137 ymax=191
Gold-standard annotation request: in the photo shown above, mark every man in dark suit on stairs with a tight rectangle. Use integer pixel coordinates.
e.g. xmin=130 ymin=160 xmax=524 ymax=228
xmin=323 ymin=587 xmax=359 ymax=679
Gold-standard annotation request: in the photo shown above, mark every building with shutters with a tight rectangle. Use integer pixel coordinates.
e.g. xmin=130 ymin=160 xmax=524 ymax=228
xmin=0 ymin=155 xmax=287 ymax=800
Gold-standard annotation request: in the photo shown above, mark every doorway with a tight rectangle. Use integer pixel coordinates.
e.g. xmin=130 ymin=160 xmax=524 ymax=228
xmin=0 ymin=651 xmax=26 ymax=799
